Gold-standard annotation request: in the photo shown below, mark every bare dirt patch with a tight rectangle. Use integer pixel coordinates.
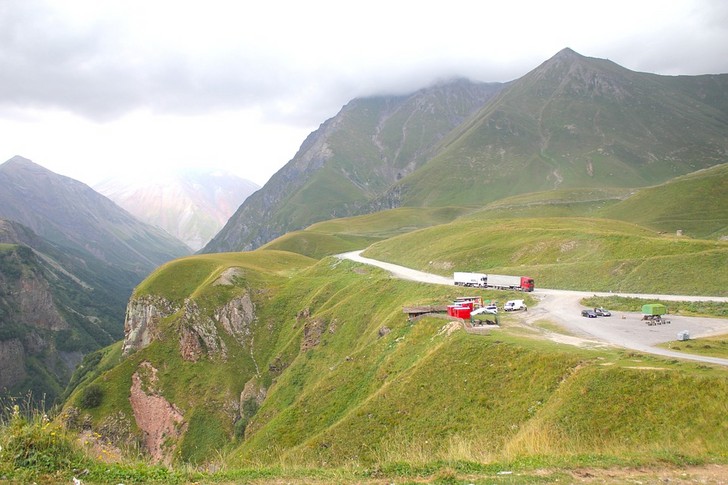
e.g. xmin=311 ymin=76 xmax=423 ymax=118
xmin=129 ymin=361 xmax=187 ymax=464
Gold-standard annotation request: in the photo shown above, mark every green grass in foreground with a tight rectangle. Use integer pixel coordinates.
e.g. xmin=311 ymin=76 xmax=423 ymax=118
xmin=2 ymin=409 xmax=726 ymax=484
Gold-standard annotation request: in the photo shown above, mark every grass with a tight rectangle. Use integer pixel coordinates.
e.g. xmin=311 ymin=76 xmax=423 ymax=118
xmin=261 ymin=206 xmax=472 ymax=259
xmin=362 ymin=216 xmax=728 ymax=296
xmin=659 ymin=334 xmax=728 ymax=359
xmin=220 ymin=257 xmax=728 ymax=470
xmin=599 ymin=163 xmax=728 ymax=239
xmin=35 ymin=223 xmax=728 ymax=479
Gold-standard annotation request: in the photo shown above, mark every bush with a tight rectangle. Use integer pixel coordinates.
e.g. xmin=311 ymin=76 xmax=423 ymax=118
xmin=0 ymin=405 xmax=87 ymax=479
xmin=80 ymin=385 xmax=103 ymax=409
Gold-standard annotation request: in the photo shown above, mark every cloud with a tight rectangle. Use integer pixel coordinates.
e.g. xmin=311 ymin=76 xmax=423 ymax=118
xmin=3 ymin=0 xmax=728 ymax=124
xmin=1 ymin=0 xmax=728 ymax=186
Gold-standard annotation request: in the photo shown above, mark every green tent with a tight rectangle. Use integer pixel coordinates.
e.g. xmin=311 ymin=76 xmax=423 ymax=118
xmin=642 ymin=303 xmax=667 ymax=315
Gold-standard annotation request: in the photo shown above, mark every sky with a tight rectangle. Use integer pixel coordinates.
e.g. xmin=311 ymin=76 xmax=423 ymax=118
xmin=2 ymin=0 xmax=728 ymax=187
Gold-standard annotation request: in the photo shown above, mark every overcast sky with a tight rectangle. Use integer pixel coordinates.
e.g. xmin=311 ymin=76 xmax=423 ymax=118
xmin=2 ymin=0 xmax=727 ymax=187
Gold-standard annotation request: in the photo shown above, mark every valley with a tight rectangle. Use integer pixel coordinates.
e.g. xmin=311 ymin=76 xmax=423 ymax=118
xmin=2 ymin=47 xmax=727 ymax=483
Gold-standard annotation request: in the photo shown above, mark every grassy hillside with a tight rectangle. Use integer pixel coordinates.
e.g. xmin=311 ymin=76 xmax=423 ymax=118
xmin=4 ymin=248 xmax=726 ymax=483
xmin=471 ymin=187 xmax=633 ymax=220
xmin=599 ymin=163 xmax=728 ymax=239
xmin=261 ymin=207 xmax=469 ymax=259
xmin=62 ymin=250 xmax=316 ymax=464
xmin=363 ymin=217 xmax=728 ymax=296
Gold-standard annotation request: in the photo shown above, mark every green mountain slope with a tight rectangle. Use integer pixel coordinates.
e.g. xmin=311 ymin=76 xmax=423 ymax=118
xmin=598 ymin=163 xmax=728 ymax=238
xmin=261 ymin=206 xmax=470 ymax=259
xmin=393 ymin=48 xmax=728 ymax=207
xmin=65 ymin=250 xmax=728 ymax=470
xmin=363 ymin=217 xmax=728 ymax=296
xmin=203 ymin=80 xmax=503 ymax=252
xmin=203 ymin=49 xmax=728 ymax=253
xmin=0 ymin=156 xmax=191 ymax=276
xmin=0 ymin=156 xmax=191 ymax=402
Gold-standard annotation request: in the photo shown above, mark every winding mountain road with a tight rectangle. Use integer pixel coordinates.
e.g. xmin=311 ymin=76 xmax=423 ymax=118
xmin=339 ymin=250 xmax=728 ymax=367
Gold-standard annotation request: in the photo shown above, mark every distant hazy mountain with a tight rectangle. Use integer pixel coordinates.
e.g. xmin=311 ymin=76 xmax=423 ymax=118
xmin=0 ymin=156 xmax=191 ymax=275
xmin=203 ymin=48 xmax=728 ymax=253
xmin=95 ymin=170 xmax=259 ymax=250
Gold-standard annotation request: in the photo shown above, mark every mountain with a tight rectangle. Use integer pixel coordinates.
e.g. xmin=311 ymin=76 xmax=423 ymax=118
xmin=0 ymin=219 xmax=124 ymax=403
xmin=0 ymin=156 xmax=192 ymax=401
xmin=204 ymin=48 xmax=728 ymax=253
xmin=203 ymin=79 xmax=505 ymax=252
xmin=391 ymin=48 xmax=728 ymax=206
xmin=0 ymin=156 xmax=191 ymax=276
xmin=95 ymin=170 xmax=259 ymax=250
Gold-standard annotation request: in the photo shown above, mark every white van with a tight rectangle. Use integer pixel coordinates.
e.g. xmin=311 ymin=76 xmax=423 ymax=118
xmin=504 ymin=299 xmax=527 ymax=311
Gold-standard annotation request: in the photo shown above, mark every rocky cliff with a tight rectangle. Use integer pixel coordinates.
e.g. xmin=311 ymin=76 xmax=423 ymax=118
xmin=117 ymin=267 xmax=259 ymax=462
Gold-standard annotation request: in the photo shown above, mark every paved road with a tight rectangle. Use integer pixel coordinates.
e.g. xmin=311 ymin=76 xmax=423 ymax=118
xmin=338 ymin=251 xmax=728 ymax=367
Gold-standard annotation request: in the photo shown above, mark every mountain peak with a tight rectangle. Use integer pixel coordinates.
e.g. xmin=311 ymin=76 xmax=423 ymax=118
xmin=553 ymin=47 xmax=580 ymax=59
xmin=2 ymin=155 xmax=38 ymax=169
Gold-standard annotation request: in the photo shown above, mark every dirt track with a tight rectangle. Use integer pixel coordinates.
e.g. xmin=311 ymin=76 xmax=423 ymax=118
xmin=339 ymin=251 xmax=728 ymax=367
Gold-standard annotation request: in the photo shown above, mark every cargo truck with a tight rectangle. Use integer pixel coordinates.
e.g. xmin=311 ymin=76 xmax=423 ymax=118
xmin=453 ymin=272 xmax=534 ymax=292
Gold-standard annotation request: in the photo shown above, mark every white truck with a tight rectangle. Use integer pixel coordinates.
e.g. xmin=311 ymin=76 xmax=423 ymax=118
xmin=454 ymin=272 xmax=535 ymax=292
xmin=504 ymin=299 xmax=527 ymax=311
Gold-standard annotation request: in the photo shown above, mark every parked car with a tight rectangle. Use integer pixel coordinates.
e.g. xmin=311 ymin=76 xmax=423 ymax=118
xmin=581 ymin=309 xmax=597 ymax=318
xmin=594 ymin=307 xmax=611 ymax=316
xmin=471 ymin=304 xmax=498 ymax=316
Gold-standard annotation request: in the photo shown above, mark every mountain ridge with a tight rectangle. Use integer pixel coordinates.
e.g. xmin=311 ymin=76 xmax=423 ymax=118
xmin=203 ymin=48 xmax=728 ymax=253
xmin=0 ymin=156 xmax=191 ymax=274
xmin=204 ymin=79 xmax=504 ymax=252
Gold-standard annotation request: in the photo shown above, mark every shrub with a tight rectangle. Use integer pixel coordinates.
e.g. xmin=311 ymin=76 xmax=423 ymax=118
xmin=0 ymin=405 xmax=87 ymax=479
xmin=80 ymin=385 xmax=103 ymax=409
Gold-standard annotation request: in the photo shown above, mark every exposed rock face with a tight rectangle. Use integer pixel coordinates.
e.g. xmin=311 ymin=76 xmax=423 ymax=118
xmin=124 ymin=289 xmax=257 ymax=363
xmin=301 ymin=317 xmax=327 ymax=351
xmin=178 ymin=293 xmax=257 ymax=362
xmin=0 ymin=244 xmax=85 ymax=399
xmin=122 ymin=296 xmax=179 ymax=355
xmin=17 ymin=274 xmax=67 ymax=331
xmin=240 ymin=378 xmax=267 ymax=408
xmin=178 ymin=299 xmax=227 ymax=362
xmin=0 ymin=339 xmax=27 ymax=389
xmin=215 ymin=293 xmax=255 ymax=346
xmin=129 ymin=362 xmax=186 ymax=464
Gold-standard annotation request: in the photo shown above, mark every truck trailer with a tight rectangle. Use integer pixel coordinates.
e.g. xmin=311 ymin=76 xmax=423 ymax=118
xmin=453 ymin=272 xmax=487 ymax=287
xmin=453 ymin=272 xmax=534 ymax=292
